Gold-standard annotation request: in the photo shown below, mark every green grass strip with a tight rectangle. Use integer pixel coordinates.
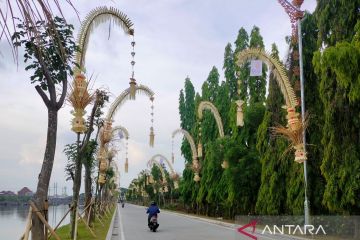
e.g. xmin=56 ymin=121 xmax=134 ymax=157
xmin=54 ymin=206 xmax=116 ymax=240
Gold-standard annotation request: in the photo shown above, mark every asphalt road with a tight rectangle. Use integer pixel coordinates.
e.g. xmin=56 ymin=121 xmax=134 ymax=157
xmin=110 ymin=203 xmax=235 ymax=240
xmin=109 ymin=204 xmax=314 ymax=240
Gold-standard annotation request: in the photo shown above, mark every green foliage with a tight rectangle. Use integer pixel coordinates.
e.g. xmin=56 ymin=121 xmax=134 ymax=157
xmin=223 ymin=43 xmax=237 ymax=100
xmin=255 ymin=44 xmax=290 ymax=215
xmin=201 ymin=67 xmax=221 ymax=142
xmin=12 ymin=16 xmax=78 ymax=90
xmin=64 ymin=143 xmax=77 ymax=181
xmin=151 ymin=165 xmax=162 ymax=182
xmin=313 ymin=23 xmax=360 ymax=213
xmin=301 ymin=12 xmax=326 ymax=214
xmin=248 ymin=26 xmax=267 ymax=104
xmin=234 ymin=28 xmax=250 ymax=102
xmin=315 ymin=0 xmax=360 ymax=46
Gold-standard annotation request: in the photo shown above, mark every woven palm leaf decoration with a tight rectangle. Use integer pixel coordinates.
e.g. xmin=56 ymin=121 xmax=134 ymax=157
xmin=197 ymin=101 xmax=227 ymax=167
xmin=236 ymin=48 xmax=307 ymax=163
xmin=172 ymin=128 xmax=200 ymax=181
xmin=74 ymin=6 xmax=134 ymax=73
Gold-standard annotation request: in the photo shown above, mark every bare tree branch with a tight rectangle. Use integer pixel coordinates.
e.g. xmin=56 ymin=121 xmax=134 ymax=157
xmin=35 ymin=85 xmax=50 ymax=107
xmin=56 ymin=76 xmax=67 ymax=110
xmin=80 ymin=96 xmax=99 ymax=153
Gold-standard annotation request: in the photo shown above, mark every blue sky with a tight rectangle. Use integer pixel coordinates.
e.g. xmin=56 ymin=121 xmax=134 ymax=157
xmin=0 ymin=0 xmax=316 ymax=194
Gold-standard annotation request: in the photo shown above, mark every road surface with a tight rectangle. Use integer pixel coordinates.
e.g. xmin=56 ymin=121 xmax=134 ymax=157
xmin=110 ymin=203 xmax=235 ymax=240
xmin=109 ymin=204 xmax=312 ymax=240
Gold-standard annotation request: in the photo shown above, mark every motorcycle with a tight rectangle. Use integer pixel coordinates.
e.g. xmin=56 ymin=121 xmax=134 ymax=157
xmin=122 ymin=202 xmax=125 ymax=208
xmin=148 ymin=215 xmax=159 ymax=232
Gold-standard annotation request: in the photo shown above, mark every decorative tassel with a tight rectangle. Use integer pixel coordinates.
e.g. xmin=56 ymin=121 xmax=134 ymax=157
xmin=294 ymin=144 xmax=307 ymax=163
xmin=125 ymin=158 xmax=128 ymax=173
xmin=149 ymin=127 xmax=155 ymax=147
xmin=193 ymin=173 xmax=200 ymax=182
xmin=236 ymin=110 xmax=244 ymax=127
xmin=197 ymin=143 xmax=202 ymax=158
xmin=129 ymin=78 xmax=136 ymax=100
xmin=221 ymin=160 xmax=229 ymax=169
xmin=149 ymin=175 xmax=154 ymax=184
xmin=236 ymin=100 xmax=244 ymax=127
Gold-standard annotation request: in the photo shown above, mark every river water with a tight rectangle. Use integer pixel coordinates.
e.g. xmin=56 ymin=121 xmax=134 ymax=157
xmin=0 ymin=204 xmax=73 ymax=239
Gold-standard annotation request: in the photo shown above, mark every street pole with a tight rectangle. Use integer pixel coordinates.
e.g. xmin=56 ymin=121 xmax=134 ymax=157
xmin=297 ymin=17 xmax=310 ymax=226
xmin=73 ymin=132 xmax=80 ymax=240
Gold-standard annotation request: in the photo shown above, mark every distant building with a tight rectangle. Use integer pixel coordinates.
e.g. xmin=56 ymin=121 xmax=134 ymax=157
xmin=17 ymin=187 xmax=33 ymax=196
xmin=0 ymin=191 xmax=16 ymax=196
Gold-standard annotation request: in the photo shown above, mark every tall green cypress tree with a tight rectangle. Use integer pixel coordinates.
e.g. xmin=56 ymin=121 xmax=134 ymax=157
xmin=255 ymin=44 xmax=291 ymax=215
xmin=301 ymin=12 xmax=326 ymax=214
xmin=234 ymin=28 xmax=250 ymax=103
xmin=201 ymin=67 xmax=220 ymax=143
xmin=216 ymin=81 xmax=231 ymax=134
xmin=313 ymin=19 xmax=360 ymax=214
xmin=223 ymin=43 xmax=237 ymax=100
xmin=316 ymin=0 xmax=360 ymax=46
xmin=178 ymin=77 xmax=197 ymax=207
xmin=248 ymin=26 xmax=267 ymax=104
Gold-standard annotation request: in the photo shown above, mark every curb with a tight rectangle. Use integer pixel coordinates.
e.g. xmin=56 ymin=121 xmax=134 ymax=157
xmin=105 ymin=205 xmax=118 ymax=240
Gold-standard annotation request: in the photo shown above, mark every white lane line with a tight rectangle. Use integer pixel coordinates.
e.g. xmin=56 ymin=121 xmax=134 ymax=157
xmin=118 ymin=207 xmax=126 ymax=240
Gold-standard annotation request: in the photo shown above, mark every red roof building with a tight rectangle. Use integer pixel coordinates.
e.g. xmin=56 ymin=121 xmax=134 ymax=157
xmin=17 ymin=187 xmax=33 ymax=196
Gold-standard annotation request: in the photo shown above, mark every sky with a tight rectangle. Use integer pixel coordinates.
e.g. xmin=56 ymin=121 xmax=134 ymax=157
xmin=0 ymin=0 xmax=316 ymax=194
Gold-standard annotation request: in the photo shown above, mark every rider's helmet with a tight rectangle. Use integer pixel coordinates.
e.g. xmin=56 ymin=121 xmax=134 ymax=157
xmin=151 ymin=201 xmax=156 ymax=206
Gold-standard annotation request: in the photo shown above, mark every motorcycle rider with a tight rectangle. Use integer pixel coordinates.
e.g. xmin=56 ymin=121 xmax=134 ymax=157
xmin=146 ymin=201 xmax=160 ymax=226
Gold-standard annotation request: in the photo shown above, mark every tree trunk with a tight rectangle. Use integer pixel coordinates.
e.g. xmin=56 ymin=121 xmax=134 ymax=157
xmin=70 ymin=133 xmax=82 ymax=238
xmin=84 ymin=163 xmax=92 ymax=222
xmin=31 ymin=108 xmax=58 ymax=240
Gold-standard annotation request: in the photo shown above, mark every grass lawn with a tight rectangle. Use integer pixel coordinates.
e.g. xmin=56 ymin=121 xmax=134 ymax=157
xmin=53 ymin=206 xmax=116 ymax=240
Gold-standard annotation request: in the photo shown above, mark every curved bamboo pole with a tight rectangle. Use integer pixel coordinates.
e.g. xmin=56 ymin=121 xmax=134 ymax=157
xmin=150 ymin=154 xmax=179 ymax=189
xmin=236 ymin=48 xmax=297 ymax=108
xmin=147 ymin=159 xmax=169 ymax=192
xmin=150 ymin=154 xmax=175 ymax=174
xmin=197 ymin=101 xmax=224 ymax=138
xmin=106 ymin=84 xmax=154 ymax=121
xmin=172 ymin=128 xmax=200 ymax=182
xmin=74 ymin=6 xmax=134 ymax=73
xmin=172 ymin=129 xmax=197 ymax=160
xmin=111 ymin=125 xmax=129 ymax=140
xmin=236 ymin=48 xmax=306 ymax=163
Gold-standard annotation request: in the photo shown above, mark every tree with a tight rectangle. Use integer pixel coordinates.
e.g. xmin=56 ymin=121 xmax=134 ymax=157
xmin=234 ymin=28 xmax=249 ymax=102
xmin=223 ymin=43 xmax=237 ymax=100
xmin=12 ymin=17 xmax=77 ymax=240
xmin=178 ymin=77 xmax=197 ymax=208
xmin=1 ymin=0 xmax=76 ymax=60
xmin=255 ymin=44 xmax=291 ymax=215
xmin=301 ymin=12 xmax=326 ymax=214
xmin=313 ymin=21 xmax=360 ymax=214
xmin=201 ymin=67 xmax=220 ymax=143
xmin=248 ymin=26 xmax=267 ymax=104
xmin=69 ymin=89 xmax=108 ymax=237
xmin=315 ymin=0 xmax=360 ymax=46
